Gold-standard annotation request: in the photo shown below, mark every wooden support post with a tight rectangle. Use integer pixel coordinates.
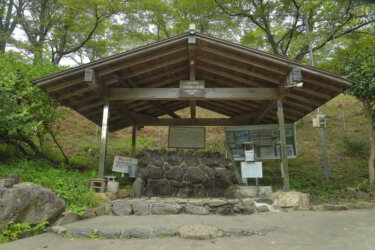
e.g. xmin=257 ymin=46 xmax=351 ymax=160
xmin=131 ymin=126 xmax=137 ymax=157
xmin=277 ymin=100 xmax=290 ymax=191
xmin=189 ymin=33 xmax=197 ymax=118
xmin=98 ymin=102 xmax=110 ymax=179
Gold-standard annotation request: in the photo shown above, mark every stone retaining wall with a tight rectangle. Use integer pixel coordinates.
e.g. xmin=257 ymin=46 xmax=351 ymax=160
xmin=110 ymin=197 xmax=278 ymax=216
xmin=133 ymin=150 xmax=236 ymax=197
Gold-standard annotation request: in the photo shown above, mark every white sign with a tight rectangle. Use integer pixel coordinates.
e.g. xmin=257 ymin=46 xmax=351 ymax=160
xmin=168 ymin=127 xmax=205 ymax=149
xmin=241 ymin=161 xmax=263 ymax=178
xmin=112 ymin=156 xmax=138 ymax=173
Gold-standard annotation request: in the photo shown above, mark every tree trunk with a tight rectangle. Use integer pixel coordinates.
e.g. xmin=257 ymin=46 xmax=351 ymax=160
xmin=49 ymin=130 xmax=69 ymax=164
xmin=368 ymin=117 xmax=375 ymax=184
xmin=0 ymin=40 xmax=6 ymax=52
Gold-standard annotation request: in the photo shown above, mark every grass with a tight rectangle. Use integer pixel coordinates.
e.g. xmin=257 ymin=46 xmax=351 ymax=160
xmin=0 ymin=158 xmax=98 ymax=213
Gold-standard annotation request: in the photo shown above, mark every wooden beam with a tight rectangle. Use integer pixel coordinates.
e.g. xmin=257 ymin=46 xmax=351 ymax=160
xmin=58 ymin=86 xmax=92 ymax=101
xmin=253 ymin=101 xmax=276 ymax=124
xmin=108 ymin=88 xmax=278 ymax=101
xmin=128 ymin=118 xmax=253 ymax=126
xmin=277 ymin=100 xmax=290 ymax=191
xmin=195 ymin=66 xmax=265 ymax=87
xmin=116 ymin=74 xmax=180 ymax=118
xmin=189 ymin=33 xmax=197 ymax=118
xmin=46 ymin=78 xmax=84 ymax=93
xmin=122 ymin=56 xmax=188 ymax=79
xmin=197 ymin=56 xmax=280 ymax=85
xmin=198 ymin=46 xmax=287 ymax=75
xmin=84 ymin=69 xmax=132 ymax=126
xmin=98 ymin=47 xmax=187 ymax=77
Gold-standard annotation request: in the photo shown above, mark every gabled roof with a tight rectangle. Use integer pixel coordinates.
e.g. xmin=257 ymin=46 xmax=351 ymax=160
xmin=33 ymin=32 xmax=354 ymax=132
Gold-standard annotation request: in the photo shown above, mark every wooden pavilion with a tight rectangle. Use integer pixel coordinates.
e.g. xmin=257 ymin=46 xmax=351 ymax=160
xmin=33 ymin=27 xmax=354 ymax=191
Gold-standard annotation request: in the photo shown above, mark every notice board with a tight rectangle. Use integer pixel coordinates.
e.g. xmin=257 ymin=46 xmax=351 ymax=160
xmin=112 ymin=156 xmax=138 ymax=173
xmin=168 ymin=126 xmax=205 ymax=149
xmin=241 ymin=161 xmax=263 ymax=178
xmin=224 ymin=123 xmax=297 ymax=161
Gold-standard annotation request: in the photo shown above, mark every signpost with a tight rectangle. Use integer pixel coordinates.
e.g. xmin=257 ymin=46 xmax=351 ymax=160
xmin=112 ymin=156 xmax=138 ymax=177
xmin=241 ymin=162 xmax=263 ymax=178
xmin=168 ymin=126 xmax=205 ymax=149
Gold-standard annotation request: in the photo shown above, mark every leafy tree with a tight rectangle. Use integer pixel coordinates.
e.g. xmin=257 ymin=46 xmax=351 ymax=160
xmin=0 ymin=0 xmax=28 ymax=52
xmin=327 ymin=32 xmax=375 ymax=183
xmin=215 ymin=0 xmax=375 ymax=61
xmin=16 ymin=0 xmax=124 ymax=64
xmin=0 ymin=52 xmax=68 ymax=163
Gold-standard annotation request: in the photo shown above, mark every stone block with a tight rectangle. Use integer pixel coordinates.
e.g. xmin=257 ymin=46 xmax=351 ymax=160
xmin=148 ymin=165 xmax=164 ymax=179
xmin=0 ymin=182 xmax=65 ymax=227
xmin=105 ymin=192 xmax=118 ymax=201
xmin=117 ymin=189 xmax=130 ymax=198
xmin=131 ymin=177 xmax=144 ymax=197
xmin=7 ymin=174 xmax=20 ymax=184
xmin=81 ymin=208 xmax=96 ymax=219
xmin=216 ymin=205 xmax=233 ymax=215
xmin=0 ymin=178 xmax=14 ymax=188
xmin=258 ymin=186 xmax=273 ymax=199
xmin=131 ymin=201 xmax=150 ymax=215
xmin=188 ymin=199 xmax=205 ymax=206
xmin=93 ymin=193 xmax=110 ymax=204
xmin=166 ymin=167 xmax=185 ymax=181
xmin=273 ymin=191 xmax=309 ymax=208
xmin=150 ymin=202 xmax=183 ymax=215
xmin=185 ymin=156 xmax=200 ymax=167
xmin=112 ymin=201 xmax=132 ymax=216
xmin=185 ymin=204 xmax=210 ymax=215
xmin=95 ymin=205 xmax=106 ymax=216
xmin=186 ymin=168 xmax=206 ymax=184
xmin=54 ymin=210 xmax=80 ymax=226
xmin=206 ymin=199 xmax=227 ymax=207
xmin=235 ymin=186 xmax=258 ymax=198
xmin=178 ymin=225 xmax=219 ymax=240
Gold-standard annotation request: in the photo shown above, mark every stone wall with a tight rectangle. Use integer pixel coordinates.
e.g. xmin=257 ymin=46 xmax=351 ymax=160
xmin=111 ymin=197 xmax=266 ymax=216
xmin=133 ymin=150 xmax=236 ymax=197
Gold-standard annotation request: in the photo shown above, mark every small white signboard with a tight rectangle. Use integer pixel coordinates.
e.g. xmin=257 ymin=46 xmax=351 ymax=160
xmin=241 ymin=161 xmax=263 ymax=178
xmin=112 ymin=156 xmax=138 ymax=174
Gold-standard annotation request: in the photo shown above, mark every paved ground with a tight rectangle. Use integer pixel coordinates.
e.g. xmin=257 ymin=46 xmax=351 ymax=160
xmin=2 ymin=209 xmax=375 ymax=250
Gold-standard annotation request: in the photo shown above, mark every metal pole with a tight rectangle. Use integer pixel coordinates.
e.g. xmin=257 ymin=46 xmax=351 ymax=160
xmin=98 ymin=102 xmax=110 ymax=179
xmin=277 ymin=100 xmax=290 ymax=191
xmin=305 ymin=15 xmax=329 ymax=178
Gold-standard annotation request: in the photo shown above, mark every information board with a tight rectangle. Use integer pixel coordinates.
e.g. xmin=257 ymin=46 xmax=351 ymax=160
xmin=241 ymin=161 xmax=263 ymax=178
xmin=224 ymin=124 xmax=297 ymax=161
xmin=179 ymin=80 xmax=205 ymax=98
xmin=168 ymin=126 xmax=205 ymax=149
xmin=112 ymin=156 xmax=138 ymax=174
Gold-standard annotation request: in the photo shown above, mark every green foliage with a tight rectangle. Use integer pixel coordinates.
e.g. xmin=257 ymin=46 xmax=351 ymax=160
xmin=0 ymin=52 xmax=60 ymax=134
xmin=340 ymin=136 xmax=369 ymax=159
xmin=0 ymin=221 xmax=48 ymax=244
xmin=216 ymin=0 xmax=375 ymax=60
xmin=0 ymin=159 xmax=97 ymax=211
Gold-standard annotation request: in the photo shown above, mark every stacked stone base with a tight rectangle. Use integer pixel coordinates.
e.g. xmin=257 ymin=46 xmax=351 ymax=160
xmin=134 ymin=150 xmax=235 ymax=197
xmin=110 ymin=197 xmax=275 ymax=216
